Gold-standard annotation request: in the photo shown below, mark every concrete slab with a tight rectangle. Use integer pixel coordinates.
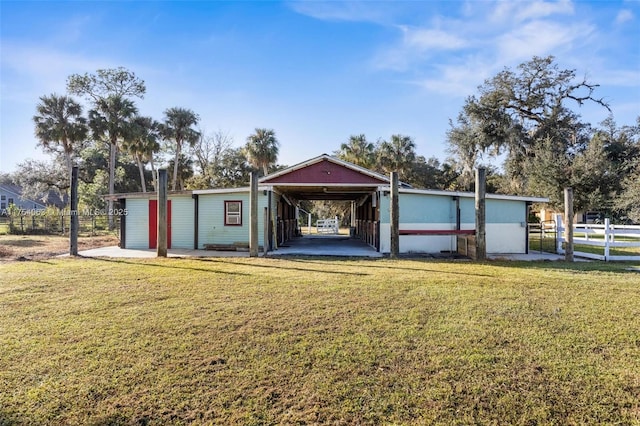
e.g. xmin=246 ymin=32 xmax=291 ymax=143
xmin=63 ymin=245 xmax=581 ymax=262
xmin=269 ymin=235 xmax=383 ymax=257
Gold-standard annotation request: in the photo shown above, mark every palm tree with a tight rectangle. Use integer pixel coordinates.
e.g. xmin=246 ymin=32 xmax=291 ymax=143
xmin=377 ymin=134 xmax=417 ymax=180
xmin=88 ymin=95 xmax=138 ymax=229
xmin=123 ymin=116 xmax=160 ymax=192
xmin=336 ymin=134 xmax=375 ymax=169
xmin=33 ymin=94 xmax=88 ymax=178
xmin=244 ymin=128 xmax=279 ymax=176
xmin=159 ymin=108 xmax=200 ymax=190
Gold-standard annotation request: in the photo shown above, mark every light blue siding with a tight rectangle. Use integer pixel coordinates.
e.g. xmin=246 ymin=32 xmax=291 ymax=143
xmin=197 ymin=191 xmax=268 ymax=248
xmin=459 ymin=198 xmax=475 ymax=224
xmin=379 ymin=193 xmax=458 ymax=224
xmin=380 ymin=193 xmax=526 ymax=226
xmin=400 ymin=193 xmax=456 ymax=223
xmin=486 ymin=199 xmax=526 ymax=224
xmin=170 ymin=196 xmax=195 ymax=249
xmin=125 ymin=199 xmax=149 ymax=249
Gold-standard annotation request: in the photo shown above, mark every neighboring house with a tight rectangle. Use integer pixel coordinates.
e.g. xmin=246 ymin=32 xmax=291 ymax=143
xmin=113 ymin=154 xmax=548 ymax=254
xmin=0 ymin=184 xmax=67 ymax=214
xmin=538 ymin=208 xmax=605 ymax=225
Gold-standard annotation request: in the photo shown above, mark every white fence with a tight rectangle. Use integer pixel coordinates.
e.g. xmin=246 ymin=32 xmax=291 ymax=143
xmin=316 ymin=217 xmax=339 ymax=234
xmin=556 ymin=214 xmax=640 ymax=261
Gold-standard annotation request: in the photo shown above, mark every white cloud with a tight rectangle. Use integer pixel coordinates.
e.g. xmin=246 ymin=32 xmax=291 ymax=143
xmin=373 ymin=25 xmax=469 ymax=71
xmin=514 ymin=0 xmax=575 ymax=22
xmin=413 ymin=60 xmax=494 ymax=97
xmin=615 ymin=9 xmax=634 ymax=24
xmin=496 ymin=20 xmax=595 ymax=63
xmin=488 ymin=0 xmax=574 ymax=25
xmin=400 ymin=26 xmax=468 ymax=51
xmin=288 ymin=1 xmax=393 ymax=24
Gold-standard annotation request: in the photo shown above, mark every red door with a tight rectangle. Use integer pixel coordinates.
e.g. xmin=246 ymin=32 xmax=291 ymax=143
xmin=149 ymin=200 xmax=172 ymax=249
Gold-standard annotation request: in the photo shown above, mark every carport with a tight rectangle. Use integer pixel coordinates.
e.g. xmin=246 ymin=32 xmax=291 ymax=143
xmin=259 ymin=154 xmax=397 ymax=253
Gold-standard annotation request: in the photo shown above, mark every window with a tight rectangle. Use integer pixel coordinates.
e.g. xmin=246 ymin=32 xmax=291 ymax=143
xmin=7 ymin=198 xmax=14 ymax=205
xmin=225 ymin=201 xmax=242 ymax=226
xmin=0 ymin=195 xmax=5 ymax=201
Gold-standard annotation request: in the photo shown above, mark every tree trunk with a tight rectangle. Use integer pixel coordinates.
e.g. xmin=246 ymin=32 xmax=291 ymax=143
xmin=150 ymin=159 xmax=157 ymax=191
xmin=108 ymin=140 xmax=117 ymax=230
xmin=172 ymin=142 xmax=180 ymax=191
xmin=137 ymin=155 xmax=147 ymax=193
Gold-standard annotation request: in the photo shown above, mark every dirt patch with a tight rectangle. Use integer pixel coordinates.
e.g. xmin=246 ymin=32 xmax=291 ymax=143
xmin=0 ymin=234 xmax=119 ymax=262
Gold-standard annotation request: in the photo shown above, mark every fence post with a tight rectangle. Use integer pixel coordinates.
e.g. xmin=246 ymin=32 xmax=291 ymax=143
xmin=564 ymin=188 xmax=574 ymax=262
xmin=604 ymin=218 xmax=611 ymax=261
xmin=556 ymin=213 xmax=564 ymax=254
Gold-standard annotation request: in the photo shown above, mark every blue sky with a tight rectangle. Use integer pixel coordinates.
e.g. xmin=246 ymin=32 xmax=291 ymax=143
xmin=1 ymin=0 xmax=639 ymax=173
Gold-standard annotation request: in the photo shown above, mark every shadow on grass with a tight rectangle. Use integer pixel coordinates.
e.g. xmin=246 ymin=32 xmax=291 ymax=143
xmin=85 ymin=256 xmax=251 ymax=276
xmin=190 ymin=257 xmax=371 ymax=276
xmin=282 ymin=256 xmax=640 ymax=276
xmin=485 ymin=259 xmax=640 ymax=274
xmin=283 ymin=257 xmax=495 ymax=277
xmin=0 ymin=410 xmax=20 ymax=426
xmin=89 ymin=413 xmax=139 ymax=426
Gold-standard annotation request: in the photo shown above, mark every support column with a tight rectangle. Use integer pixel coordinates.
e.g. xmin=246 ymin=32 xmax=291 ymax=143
xmin=475 ymin=167 xmax=486 ymax=261
xmin=390 ymin=171 xmax=399 ymax=259
xmin=564 ymin=187 xmax=574 ymax=262
xmin=249 ymin=171 xmax=259 ymax=257
xmin=69 ymin=166 xmax=79 ymax=256
xmin=264 ymin=207 xmax=269 ymax=256
xmin=157 ymin=169 xmax=168 ymax=257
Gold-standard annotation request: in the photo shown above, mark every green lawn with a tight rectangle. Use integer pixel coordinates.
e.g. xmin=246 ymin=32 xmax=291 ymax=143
xmin=1 ymin=257 xmax=639 ymax=425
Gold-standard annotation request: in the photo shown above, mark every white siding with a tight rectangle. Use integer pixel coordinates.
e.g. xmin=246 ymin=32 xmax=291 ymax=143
xmin=486 ymin=223 xmax=527 ymax=253
xmin=170 ymin=196 xmax=195 ymax=249
xmin=125 ymin=199 xmax=149 ymax=249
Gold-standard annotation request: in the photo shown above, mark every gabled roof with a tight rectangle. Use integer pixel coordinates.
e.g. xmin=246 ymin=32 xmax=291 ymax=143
xmin=260 ymin=154 xmax=410 ymax=187
xmin=0 ymin=184 xmax=66 ymax=208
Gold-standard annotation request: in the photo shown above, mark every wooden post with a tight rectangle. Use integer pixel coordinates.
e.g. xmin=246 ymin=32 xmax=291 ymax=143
xmin=157 ymin=169 xmax=168 ymax=257
xmin=475 ymin=168 xmax=486 ymax=261
xmin=249 ymin=171 xmax=259 ymax=257
xmin=69 ymin=166 xmax=79 ymax=256
xmin=564 ymin=187 xmax=574 ymax=262
xmin=390 ymin=171 xmax=399 ymax=259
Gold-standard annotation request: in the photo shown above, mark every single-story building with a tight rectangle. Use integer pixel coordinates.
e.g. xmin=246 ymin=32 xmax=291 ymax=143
xmin=113 ymin=154 xmax=547 ymax=255
xmin=0 ymin=183 xmax=67 ymax=214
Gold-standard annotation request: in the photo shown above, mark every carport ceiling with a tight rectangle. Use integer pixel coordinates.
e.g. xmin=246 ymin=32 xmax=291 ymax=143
xmin=273 ymin=185 xmax=378 ymax=201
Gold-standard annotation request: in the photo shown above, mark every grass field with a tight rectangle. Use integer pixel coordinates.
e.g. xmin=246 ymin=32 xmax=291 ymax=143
xmin=1 ymin=257 xmax=640 ymax=425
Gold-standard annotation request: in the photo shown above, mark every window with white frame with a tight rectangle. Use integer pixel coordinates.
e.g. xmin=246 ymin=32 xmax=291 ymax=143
xmin=225 ymin=201 xmax=242 ymax=226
